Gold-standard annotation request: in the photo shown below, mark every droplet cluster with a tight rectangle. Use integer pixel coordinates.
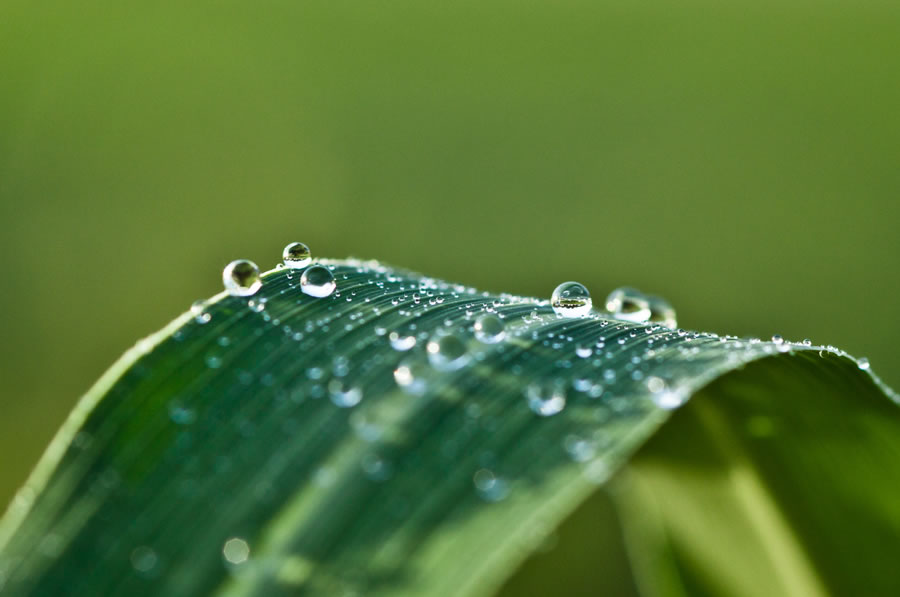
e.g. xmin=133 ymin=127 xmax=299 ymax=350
xmin=131 ymin=242 xmax=887 ymax=590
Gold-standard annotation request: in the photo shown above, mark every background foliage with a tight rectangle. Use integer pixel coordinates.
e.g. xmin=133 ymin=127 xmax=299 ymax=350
xmin=1 ymin=0 xmax=898 ymax=518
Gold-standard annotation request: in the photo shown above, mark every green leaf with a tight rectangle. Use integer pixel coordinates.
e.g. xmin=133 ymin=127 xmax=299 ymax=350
xmin=1 ymin=259 xmax=897 ymax=596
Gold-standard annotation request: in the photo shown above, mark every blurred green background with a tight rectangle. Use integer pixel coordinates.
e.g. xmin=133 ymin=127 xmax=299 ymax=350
xmin=1 ymin=0 xmax=898 ymax=515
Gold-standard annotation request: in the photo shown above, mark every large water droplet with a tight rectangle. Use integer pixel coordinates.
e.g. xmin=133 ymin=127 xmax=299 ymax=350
xmin=300 ymin=265 xmax=336 ymax=298
xmin=605 ymin=287 xmax=650 ymax=322
xmin=526 ymin=383 xmax=567 ymax=416
xmin=282 ymin=242 xmax=312 ymax=269
xmin=551 ymin=282 xmax=592 ymax=317
xmin=474 ymin=314 xmax=506 ymax=344
xmin=647 ymin=295 xmax=677 ymax=329
xmin=222 ymin=260 xmax=262 ymax=297
xmin=426 ymin=331 xmax=470 ymax=371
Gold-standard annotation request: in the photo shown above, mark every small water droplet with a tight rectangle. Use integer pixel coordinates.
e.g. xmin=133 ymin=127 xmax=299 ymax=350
xmin=563 ymin=435 xmax=596 ymax=462
xmin=647 ymin=295 xmax=677 ymax=329
xmin=168 ymin=400 xmax=196 ymax=425
xmin=130 ymin=545 xmax=159 ymax=575
xmin=858 ymin=357 xmax=870 ymax=370
xmin=526 ymin=383 xmax=567 ymax=416
xmin=248 ymin=298 xmax=266 ymax=313
xmin=473 ymin=314 xmax=506 ymax=344
xmin=426 ymin=331 xmax=470 ymax=371
xmin=394 ymin=360 xmax=428 ymax=396
xmin=222 ymin=537 xmax=250 ymax=565
xmin=300 ymin=265 xmax=336 ymax=298
xmin=222 ymin=260 xmax=262 ymax=297
xmin=551 ymin=282 xmax=592 ymax=317
xmin=360 ymin=453 xmax=393 ymax=481
xmin=605 ymin=287 xmax=650 ymax=323
xmin=771 ymin=335 xmax=784 ymax=345
xmin=282 ymin=242 xmax=312 ymax=268
xmin=473 ymin=469 xmax=510 ymax=502
xmin=646 ymin=376 xmax=666 ymax=394
xmin=649 ymin=381 xmax=686 ymax=410
xmin=575 ymin=344 xmax=593 ymax=358
xmin=389 ymin=332 xmax=417 ymax=351
xmin=191 ymin=300 xmax=211 ymax=324
xmin=328 ymin=379 xmax=362 ymax=408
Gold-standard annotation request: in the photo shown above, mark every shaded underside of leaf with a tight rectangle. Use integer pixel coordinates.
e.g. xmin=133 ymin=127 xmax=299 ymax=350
xmin=0 ymin=260 xmax=895 ymax=596
xmin=499 ymin=353 xmax=900 ymax=597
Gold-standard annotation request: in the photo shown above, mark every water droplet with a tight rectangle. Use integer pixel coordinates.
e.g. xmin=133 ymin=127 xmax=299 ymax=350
xmin=191 ymin=300 xmax=211 ymax=324
xmin=473 ymin=469 xmax=510 ymax=502
xmin=168 ymin=400 xmax=196 ymax=425
xmin=426 ymin=331 xmax=470 ymax=371
xmin=563 ymin=435 xmax=596 ymax=462
xmin=394 ymin=360 xmax=428 ymax=396
xmin=858 ymin=357 xmax=870 ymax=370
xmin=282 ymin=242 xmax=312 ymax=268
xmin=222 ymin=260 xmax=262 ymax=297
xmin=360 ymin=453 xmax=393 ymax=481
xmin=130 ymin=545 xmax=159 ymax=575
xmin=526 ymin=383 xmax=567 ymax=416
xmin=328 ymin=379 xmax=362 ymax=408
xmin=605 ymin=287 xmax=650 ymax=323
xmin=575 ymin=344 xmax=593 ymax=358
xmin=551 ymin=282 xmax=592 ymax=317
xmin=248 ymin=298 xmax=266 ymax=313
xmin=649 ymin=381 xmax=686 ymax=410
xmin=473 ymin=314 xmax=506 ymax=344
xmin=389 ymin=332 xmax=417 ymax=351
xmin=647 ymin=295 xmax=677 ymax=329
xmin=646 ymin=376 xmax=666 ymax=394
xmin=300 ymin=265 xmax=336 ymax=298
xmin=222 ymin=537 xmax=250 ymax=565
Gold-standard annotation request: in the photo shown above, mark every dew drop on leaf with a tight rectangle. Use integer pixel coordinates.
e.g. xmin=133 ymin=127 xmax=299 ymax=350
xmin=605 ymin=287 xmax=651 ymax=323
xmin=222 ymin=260 xmax=262 ymax=297
xmin=394 ymin=360 xmax=428 ymax=396
xmin=328 ymin=379 xmax=362 ymax=408
xmin=473 ymin=314 xmax=506 ymax=344
xmin=282 ymin=242 xmax=312 ymax=269
xmin=550 ymin=282 xmax=592 ymax=317
xmin=300 ymin=265 xmax=336 ymax=298
xmin=525 ymin=382 xmax=567 ymax=416
xmin=426 ymin=331 xmax=470 ymax=371
xmin=130 ymin=545 xmax=158 ymax=575
xmin=647 ymin=294 xmax=677 ymax=329
xmin=389 ymin=332 xmax=417 ymax=351
xmin=191 ymin=300 xmax=211 ymax=324
xmin=222 ymin=537 xmax=250 ymax=565
xmin=473 ymin=469 xmax=510 ymax=502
